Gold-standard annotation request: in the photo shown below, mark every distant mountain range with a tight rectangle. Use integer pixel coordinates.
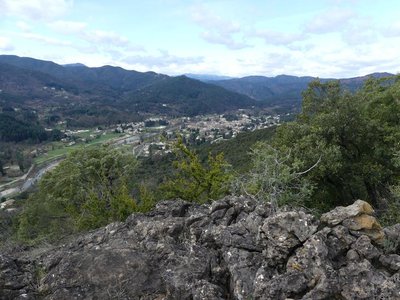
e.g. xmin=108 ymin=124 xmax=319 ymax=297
xmin=0 ymin=55 xmax=257 ymax=127
xmin=185 ymin=74 xmax=234 ymax=81
xmin=0 ymin=55 xmax=395 ymax=127
xmin=201 ymin=73 xmax=394 ymax=108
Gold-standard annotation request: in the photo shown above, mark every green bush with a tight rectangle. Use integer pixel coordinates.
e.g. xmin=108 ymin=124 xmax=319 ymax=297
xmin=231 ymin=143 xmax=315 ymax=210
xmin=17 ymin=146 xmax=142 ymax=244
xmin=269 ymin=77 xmax=400 ymax=212
xmin=162 ymin=138 xmax=232 ymax=203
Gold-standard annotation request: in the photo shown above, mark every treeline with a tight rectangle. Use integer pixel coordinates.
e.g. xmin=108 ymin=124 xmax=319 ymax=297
xmin=269 ymin=77 xmax=400 ymax=212
xmin=0 ymin=112 xmax=62 ymax=143
xmin=8 ymin=76 xmax=400 ymax=246
xmin=0 ymin=143 xmax=32 ymax=174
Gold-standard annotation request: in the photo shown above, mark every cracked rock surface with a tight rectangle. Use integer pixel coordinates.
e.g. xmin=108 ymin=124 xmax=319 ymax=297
xmin=1 ymin=197 xmax=399 ymax=299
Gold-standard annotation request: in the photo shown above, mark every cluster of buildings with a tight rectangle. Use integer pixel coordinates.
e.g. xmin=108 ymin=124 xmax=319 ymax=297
xmin=41 ymin=112 xmax=283 ymax=159
xmin=113 ymin=112 xmax=282 ymax=157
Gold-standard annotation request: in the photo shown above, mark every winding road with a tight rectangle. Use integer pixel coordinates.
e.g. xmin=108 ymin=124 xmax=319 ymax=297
xmin=0 ymin=160 xmax=62 ymax=198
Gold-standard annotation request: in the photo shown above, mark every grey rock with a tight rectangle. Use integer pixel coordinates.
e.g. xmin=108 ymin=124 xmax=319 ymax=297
xmin=259 ymin=210 xmax=318 ymax=265
xmin=352 ymin=235 xmax=381 ymax=260
xmin=320 ymin=200 xmax=385 ymax=244
xmin=0 ymin=255 xmax=36 ymax=300
xmin=1 ymin=198 xmax=400 ymax=299
xmin=379 ymin=254 xmax=400 ymax=272
xmin=320 ymin=200 xmax=374 ymax=226
xmin=346 ymin=249 xmax=360 ymax=261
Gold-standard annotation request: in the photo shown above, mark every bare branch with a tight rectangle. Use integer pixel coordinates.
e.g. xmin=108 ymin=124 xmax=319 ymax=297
xmin=295 ymin=156 xmax=322 ymax=176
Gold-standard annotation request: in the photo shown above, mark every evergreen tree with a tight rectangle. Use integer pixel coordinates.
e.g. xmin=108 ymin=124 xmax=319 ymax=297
xmin=162 ymin=138 xmax=232 ymax=203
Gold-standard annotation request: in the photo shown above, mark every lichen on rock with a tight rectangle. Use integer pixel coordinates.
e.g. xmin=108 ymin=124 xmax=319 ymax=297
xmin=1 ymin=198 xmax=399 ymax=299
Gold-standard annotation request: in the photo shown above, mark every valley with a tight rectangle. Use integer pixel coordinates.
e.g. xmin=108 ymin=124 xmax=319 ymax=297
xmin=0 ymin=109 xmax=281 ymax=198
xmin=1 ymin=2 xmax=399 ymax=298
xmin=0 ymin=55 xmax=394 ymax=201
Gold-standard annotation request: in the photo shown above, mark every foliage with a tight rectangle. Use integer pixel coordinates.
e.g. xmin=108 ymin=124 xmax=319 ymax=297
xmin=0 ymin=210 xmax=17 ymax=247
xmin=137 ymin=184 xmax=157 ymax=213
xmin=195 ymin=126 xmax=276 ymax=172
xmin=0 ymin=159 xmax=4 ymax=176
xmin=0 ymin=142 xmax=33 ymax=174
xmin=232 ymin=143 xmax=315 ymax=209
xmin=162 ymin=138 xmax=232 ymax=203
xmin=17 ymin=146 xmax=139 ymax=243
xmin=124 ymin=76 xmax=257 ymax=116
xmin=379 ymin=185 xmax=400 ymax=226
xmin=132 ymin=128 xmax=276 ymax=204
xmin=271 ymin=77 xmax=400 ymax=211
xmin=0 ymin=113 xmax=48 ymax=143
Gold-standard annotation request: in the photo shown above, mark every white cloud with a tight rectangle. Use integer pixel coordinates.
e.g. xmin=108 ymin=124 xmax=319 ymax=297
xmin=341 ymin=22 xmax=378 ymax=45
xmin=45 ymin=21 xmax=145 ymax=54
xmin=83 ymin=30 xmax=130 ymax=48
xmin=382 ymin=21 xmax=400 ymax=37
xmin=305 ymin=8 xmax=355 ymax=34
xmin=20 ymin=32 xmax=73 ymax=47
xmin=123 ymin=50 xmax=204 ymax=68
xmin=0 ymin=0 xmax=72 ymax=21
xmin=190 ymin=4 xmax=250 ymax=49
xmin=0 ymin=36 xmax=14 ymax=51
xmin=252 ymin=30 xmax=307 ymax=45
xmin=16 ymin=21 xmax=31 ymax=32
xmin=191 ymin=6 xmax=240 ymax=34
xmin=286 ymin=41 xmax=400 ymax=77
xmin=200 ymin=31 xmax=249 ymax=50
xmin=49 ymin=20 xmax=87 ymax=35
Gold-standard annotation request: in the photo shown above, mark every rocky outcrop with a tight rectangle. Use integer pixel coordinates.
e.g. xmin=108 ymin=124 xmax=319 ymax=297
xmin=1 ymin=197 xmax=399 ymax=299
xmin=320 ymin=199 xmax=385 ymax=243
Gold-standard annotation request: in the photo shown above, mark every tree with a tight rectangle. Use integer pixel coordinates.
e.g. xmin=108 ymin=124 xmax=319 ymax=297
xmin=16 ymin=151 xmax=25 ymax=172
xmin=17 ymin=146 xmax=139 ymax=243
xmin=272 ymin=77 xmax=400 ymax=211
xmin=162 ymin=138 xmax=232 ymax=203
xmin=0 ymin=159 xmax=4 ymax=176
xmin=232 ymin=143 xmax=316 ymax=210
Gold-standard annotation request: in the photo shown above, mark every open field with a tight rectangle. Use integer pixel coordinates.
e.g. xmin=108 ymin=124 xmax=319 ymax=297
xmin=34 ymin=132 xmax=124 ymax=165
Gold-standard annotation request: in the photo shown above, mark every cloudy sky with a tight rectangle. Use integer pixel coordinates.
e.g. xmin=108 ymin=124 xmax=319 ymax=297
xmin=0 ymin=0 xmax=399 ymax=78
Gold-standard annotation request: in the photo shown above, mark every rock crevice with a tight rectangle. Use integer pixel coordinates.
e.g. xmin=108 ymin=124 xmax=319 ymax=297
xmin=1 ymin=197 xmax=399 ymax=299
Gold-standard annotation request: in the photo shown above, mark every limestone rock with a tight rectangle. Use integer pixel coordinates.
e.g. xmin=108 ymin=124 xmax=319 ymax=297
xmin=259 ymin=210 xmax=318 ymax=264
xmin=342 ymin=214 xmax=381 ymax=231
xmin=1 ymin=197 xmax=400 ymax=299
xmin=321 ymin=200 xmax=384 ymax=244
xmin=320 ymin=199 xmax=374 ymax=226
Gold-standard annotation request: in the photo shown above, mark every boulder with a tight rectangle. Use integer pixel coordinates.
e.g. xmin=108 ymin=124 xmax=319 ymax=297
xmin=321 ymin=200 xmax=385 ymax=244
xmin=320 ymin=200 xmax=374 ymax=226
xmin=1 ymin=197 xmax=399 ymax=299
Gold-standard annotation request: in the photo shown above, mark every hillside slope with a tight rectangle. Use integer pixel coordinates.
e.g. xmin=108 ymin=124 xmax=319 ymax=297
xmin=210 ymin=73 xmax=394 ymax=108
xmin=123 ymin=75 xmax=257 ymax=116
xmin=0 ymin=56 xmax=258 ymax=125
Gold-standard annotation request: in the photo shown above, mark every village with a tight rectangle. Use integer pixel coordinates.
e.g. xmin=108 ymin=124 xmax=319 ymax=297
xmin=0 ymin=111 xmax=283 ymax=199
xmin=109 ymin=111 xmax=282 ymax=157
xmin=56 ymin=111 xmax=283 ymax=158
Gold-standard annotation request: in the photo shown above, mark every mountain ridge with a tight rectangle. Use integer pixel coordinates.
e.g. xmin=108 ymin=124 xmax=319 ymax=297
xmin=207 ymin=72 xmax=395 ymax=107
xmin=0 ymin=55 xmax=257 ymax=126
xmin=0 ymin=55 xmax=395 ymax=125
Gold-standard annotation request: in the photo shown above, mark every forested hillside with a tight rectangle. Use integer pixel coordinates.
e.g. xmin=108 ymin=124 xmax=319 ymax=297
xmin=4 ymin=75 xmax=398 ymax=247
xmin=0 ymin=55 xmax=258 ymax=126
xmin=209 ymin=72 xmax=394 ymax=110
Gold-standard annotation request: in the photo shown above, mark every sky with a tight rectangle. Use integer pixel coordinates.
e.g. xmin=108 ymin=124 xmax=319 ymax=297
xmin=0 ymin=0 xmax=399 ymax=78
